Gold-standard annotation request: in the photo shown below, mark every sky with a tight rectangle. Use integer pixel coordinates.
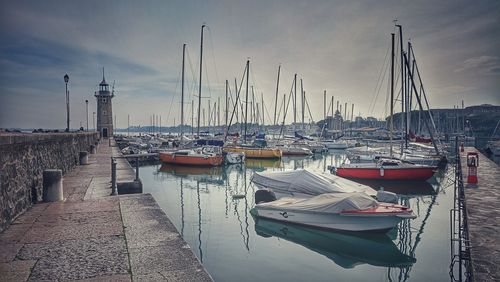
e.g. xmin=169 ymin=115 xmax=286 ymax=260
xmin=0 ymin=0 xmax=499 ymax=129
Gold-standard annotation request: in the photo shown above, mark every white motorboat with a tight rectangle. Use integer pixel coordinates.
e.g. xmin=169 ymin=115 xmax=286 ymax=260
xmin=225 ymin=152 xmax=246 ymax=164
xmin=251 ymin=169 xmax=377 ymax=199
xmin=321 ymin=140 xmax=349 ymax=150
xmin=252 ymin=192 xmax=416 ymax=232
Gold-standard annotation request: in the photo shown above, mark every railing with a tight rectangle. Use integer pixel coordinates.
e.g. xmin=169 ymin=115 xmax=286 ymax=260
xmin=110 ymin=153 xmax=158 ymax=195
xmin=449 ymin=136 xmax=473 ymax=281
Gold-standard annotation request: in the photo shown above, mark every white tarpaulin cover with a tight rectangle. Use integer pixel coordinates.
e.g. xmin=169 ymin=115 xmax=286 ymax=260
xmin=257 ymin=192 xmax=379 ymax=213
xmin=251 ymin=169 xmax=376 ymax=196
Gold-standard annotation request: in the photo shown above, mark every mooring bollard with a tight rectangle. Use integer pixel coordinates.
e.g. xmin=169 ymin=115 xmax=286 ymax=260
xmin=135 ymin=156 xmax=140 ymax=181
xmin=43 ymin=169 xmax=64 ymax=202
xmin=79 ymin=151 xmax=89 ymax=165
xmin=90 ymin=145 xmax=96 ymax=154
xmin=111 ymin=158 xmax=118 ymax=195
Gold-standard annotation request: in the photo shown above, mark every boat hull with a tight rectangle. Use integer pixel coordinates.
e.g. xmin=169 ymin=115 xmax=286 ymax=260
xmin=159 ymin=152 xmax=223 ymax=166
xmin=336 ymin=167 xmax=436 ymax=181
xmin=224 ymin=147 xmax=282 ymax=159
xmin=253 ymin=208 xmax=405 ymax=232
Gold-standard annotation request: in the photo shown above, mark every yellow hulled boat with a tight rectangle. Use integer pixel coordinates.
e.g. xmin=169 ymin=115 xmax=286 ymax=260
xmin=224 ymin=146 xmax=282 ymax=159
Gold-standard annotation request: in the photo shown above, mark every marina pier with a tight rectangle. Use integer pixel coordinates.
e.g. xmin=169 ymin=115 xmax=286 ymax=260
xmin=0 ymin=133 xmax=211 ymax=281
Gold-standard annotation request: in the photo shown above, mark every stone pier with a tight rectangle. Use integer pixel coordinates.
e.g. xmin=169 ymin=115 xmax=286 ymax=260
xmin=0 ymin=138 xmax=212 ymax=281
xmin=460 ymin=147 xmax=500 ymax=281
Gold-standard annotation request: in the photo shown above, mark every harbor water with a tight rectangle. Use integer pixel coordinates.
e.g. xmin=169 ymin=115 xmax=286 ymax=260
xmin=141 ymin=151 xmax=454 ymax=282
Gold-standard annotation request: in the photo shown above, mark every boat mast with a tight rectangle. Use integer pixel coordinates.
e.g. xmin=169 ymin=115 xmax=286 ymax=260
xmin=396 ymin=24 xmax=407 ymax=150
xmin=197 ymin=25 xmax=206 ymax=137
xmin=301 ymin=78 xmax=304 ymax=131
xmin=261 ymin=93 xmax=265 ymax=128
xmin=293 ymin=73 xmax=297 ymax=129
xmin=225 ymin=80 xmax=228 ymax=127
xmin=323 ymin=90 xmax=326 ymax=121
xmin=181 ymin=43 xmax=186 ymax=140
xmin=274 ymin=65 xmax=280 ymax=126
xmin=390 ymin=32 xmax=395 ymax=158
xmin=244 ymin=59 xmax=249 ymax=142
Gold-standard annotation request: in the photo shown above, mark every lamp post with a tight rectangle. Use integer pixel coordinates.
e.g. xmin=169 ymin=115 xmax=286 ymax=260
xmin=93 ymin=112 xmax=96 ymax=131
xmin=85 ymin=100 xmax=89 ymax=132
xmin=64 ymin=74 xmax=69 ymax=132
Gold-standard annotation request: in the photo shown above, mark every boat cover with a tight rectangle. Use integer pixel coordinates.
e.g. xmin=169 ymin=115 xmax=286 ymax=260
xmin=251 ymin=169 xmax=376 ymax=196
xmin=257 ymin=192 xmax=378 ymax=213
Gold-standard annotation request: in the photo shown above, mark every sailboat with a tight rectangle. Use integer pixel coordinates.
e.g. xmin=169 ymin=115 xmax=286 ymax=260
xmin=332 ymin=30 xmax=437 ymax=181
xmin=160 ymin=34 xmax=224 ymax=167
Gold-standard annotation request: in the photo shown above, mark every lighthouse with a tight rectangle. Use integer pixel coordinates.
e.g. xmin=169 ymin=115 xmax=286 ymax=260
xmin=95 ymin=69 xmax=114 ymax=138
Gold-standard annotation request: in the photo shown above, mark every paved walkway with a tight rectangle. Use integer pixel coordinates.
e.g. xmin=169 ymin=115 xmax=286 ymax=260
xmin=461 ymin=147 xmax=499 ymax=282
xmin=0 ymin=140 xmax=212 ymax=281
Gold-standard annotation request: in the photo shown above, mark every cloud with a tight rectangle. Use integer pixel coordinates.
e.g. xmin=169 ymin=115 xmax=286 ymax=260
xmin=455 ymin=56 xmax=500 ymax=75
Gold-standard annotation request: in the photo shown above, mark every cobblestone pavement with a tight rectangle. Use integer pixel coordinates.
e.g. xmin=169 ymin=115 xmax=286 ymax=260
xmin=0 ymin=140 xmax=212 ymax=281
xmin=461 ymin=147 xmax=499 ymax=282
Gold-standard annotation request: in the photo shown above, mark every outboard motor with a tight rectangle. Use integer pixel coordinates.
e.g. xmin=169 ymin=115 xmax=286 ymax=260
xmin=255 ymin=190 xmax=277 ymax=204
xmin=376 ymin=190 xmax=398 ymax=204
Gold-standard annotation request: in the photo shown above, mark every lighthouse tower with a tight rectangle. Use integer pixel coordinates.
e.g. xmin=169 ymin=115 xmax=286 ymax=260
xmin=95 ymin=70 xmax=114 ymax=138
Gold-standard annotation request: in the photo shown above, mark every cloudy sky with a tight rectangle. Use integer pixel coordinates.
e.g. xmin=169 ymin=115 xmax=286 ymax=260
xmin=1 ymin=0 xmax=499 ymax=129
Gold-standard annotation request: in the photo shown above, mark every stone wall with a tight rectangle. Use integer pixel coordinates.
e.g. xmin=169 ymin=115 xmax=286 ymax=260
xmin=0 ymin=132 xmax=98 ymax=232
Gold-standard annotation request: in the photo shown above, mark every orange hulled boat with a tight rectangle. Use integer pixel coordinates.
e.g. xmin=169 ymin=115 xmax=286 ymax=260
xmin=159 ymin=146 xmax=224 ymax=166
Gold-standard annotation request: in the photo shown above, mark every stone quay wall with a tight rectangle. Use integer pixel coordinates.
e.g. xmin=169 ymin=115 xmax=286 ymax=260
xmin=0 ymin=132 xmax=99 ymax=232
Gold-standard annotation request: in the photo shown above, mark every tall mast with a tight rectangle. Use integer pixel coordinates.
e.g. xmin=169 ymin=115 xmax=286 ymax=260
xmin=293 ymin=74 xmax=297 ymax=127
xmin=396 ymin=24 xmax=406 ymax=150
xmin=274 ymin=65 xmax=280 ymax=126
xmin=300 ymin=79 xmax=304 ymax=130
xmin=244 ymin=59 xmax=249 ymax=142
xmin=323 ymin=91 xmax=326 ymax=120
xmin=225 ymin=80 xmax=228 ymax=127
xmin=261 ymin=93 xmax=264 ymax=126
xmin=181 ymin=43 xmax=186 ymax=139
xmin=390 ymin=33 xmax=395 ymax=157
xmin=197 ymin=25 xmax=206 ymax=136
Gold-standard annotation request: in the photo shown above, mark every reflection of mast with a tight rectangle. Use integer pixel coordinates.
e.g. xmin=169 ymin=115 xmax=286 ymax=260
xmin=197 ymin=181 xmax=203 ymax=262
xmin=388 ymin=190 xmax=439 ymax=281
xmin=180 ymin=178 xmax=185 ymax=236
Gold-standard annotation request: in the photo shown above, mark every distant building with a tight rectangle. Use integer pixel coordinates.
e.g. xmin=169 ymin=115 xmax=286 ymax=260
xmin=94 ymin=71 xmax=114 ymax=138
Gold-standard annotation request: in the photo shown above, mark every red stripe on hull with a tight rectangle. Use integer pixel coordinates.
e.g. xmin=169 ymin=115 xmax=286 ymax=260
xmin=159 ymin=153 xmax=223 ymax=166
xmin=336 ymin=167 xmax=435 ymax=181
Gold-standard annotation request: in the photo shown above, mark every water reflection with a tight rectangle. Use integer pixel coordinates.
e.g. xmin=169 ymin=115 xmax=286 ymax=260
xmin=150 ymin=151 xmax=453 ymax=282
xmin=253 ymin=217 xmax=416 ymax=268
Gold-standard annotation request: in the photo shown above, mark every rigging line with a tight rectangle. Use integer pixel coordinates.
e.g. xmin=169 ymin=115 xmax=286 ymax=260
xmin=305 ymin=95 xmax=314 ymax=123
xmin=164 ymin=61 xmax=183 ymax=126
xmin=369 ymin=39 xmax=391 ymax=114
xmin=225 ymin=63 xmax=248 ymax=140
xmin=205 ymin=26 xmax=223 ymax=92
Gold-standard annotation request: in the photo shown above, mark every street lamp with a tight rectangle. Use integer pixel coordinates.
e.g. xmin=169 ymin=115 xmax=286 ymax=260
xmin=85 ymin=100 xmax=89 ymax=132
xmin=64 ymin=74 xmax=70 ymax=132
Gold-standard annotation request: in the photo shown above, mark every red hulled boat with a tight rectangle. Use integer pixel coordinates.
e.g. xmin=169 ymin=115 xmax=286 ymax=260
xmin=332 ymin=158 xmax=437 ymax=181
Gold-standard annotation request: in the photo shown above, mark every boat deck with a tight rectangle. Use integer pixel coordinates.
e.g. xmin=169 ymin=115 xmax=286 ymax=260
xmin=460 ymin=147 xmax=500 ymax=281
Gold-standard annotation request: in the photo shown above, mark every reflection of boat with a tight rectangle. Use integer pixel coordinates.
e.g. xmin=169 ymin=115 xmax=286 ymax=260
xmin=224 ymin=146 xmax=282 ymax=159
xmin=252 ymin=192 xmax=416 ymax=232
xmin=352 ymin=179 xmax=437 ymax=195
xmin=245 ymin=158 xmax=283 ymax=170
xmin=159 ymin=164 xmax=222 ymax=184
xmin=332 ymin=158 xmax=437 ymax=181
xmin=253 ymin=217 xmax=416 ymax=268
xmin=159 ymin=146 xmax=224 ymax=166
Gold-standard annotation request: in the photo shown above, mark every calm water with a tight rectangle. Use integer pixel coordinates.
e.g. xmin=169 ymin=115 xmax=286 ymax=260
xmin=141 ymin=151 xmax=454 ymax=282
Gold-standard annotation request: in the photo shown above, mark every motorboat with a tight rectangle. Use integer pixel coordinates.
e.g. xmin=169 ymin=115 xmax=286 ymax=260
xmin=277 ymin=144 xmax=313 ymax=156
xmin=159 ymin=146 xmax=224 ymax=166
xmin=251 ymin=169 xmax=377 ymax=199
xmin=225 ymin=151 xmax=245 ymax=164
xmin=252 ymin=192 xmax=416 ymax=232
xmin=331 ymin=158 xmax=437 ymax=181
xmin=253 ymin=217 xmax=416 ymax=268
xmin=321 ymin=139 xmax=349 ymax=150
